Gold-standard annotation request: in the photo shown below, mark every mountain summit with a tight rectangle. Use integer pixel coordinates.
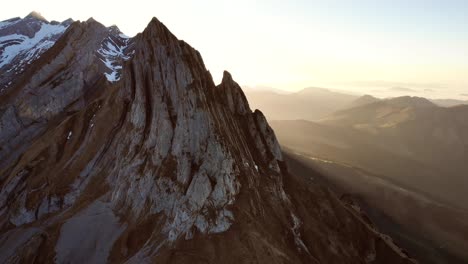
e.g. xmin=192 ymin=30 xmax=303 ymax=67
xmin=0 ymin=14 xmax=416 ymax=263
xmin=25 ymin=11 xmax=48 ymax=22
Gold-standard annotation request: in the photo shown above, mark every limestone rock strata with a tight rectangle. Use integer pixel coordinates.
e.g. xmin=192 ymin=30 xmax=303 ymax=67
xmin=0 ymin=16 xmax=416 ymax=264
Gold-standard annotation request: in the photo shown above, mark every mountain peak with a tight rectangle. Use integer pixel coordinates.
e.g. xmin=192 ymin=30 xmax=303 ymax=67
xmin=25 ymin=11 xmax=47 ymax=22
xmin=145 ymin=16 xmax=168 ymax=32
xmin=150 ymin=16 xmax=162 ymax=24
xmin=138 ymin=16 xmax=179 ymax=46
xmin=61 ymin=18 xmax=74 ymax=26
xmin=108 ymin=25 xmax=123 ymax=35
xmin=347 ymin=94 xmax=381 ymax=109
xmin=143 ymin=16 xmax=174 ymax=37
xmin=361 ymin=94 xmax=378 ymax=99
xmin=222 ymin=70 xmax=233 ymax=83
xmin=218 ymin=70 xmax=251 ymax=115
xmin=86 ymin=17 xmax=98 ymax=23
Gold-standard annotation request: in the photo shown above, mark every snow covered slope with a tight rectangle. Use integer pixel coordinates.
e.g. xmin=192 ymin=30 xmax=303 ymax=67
xmin=0 ymin=13 xmax=135 ymax=91
xmin=0 ymin=12 xmax=72 ymax=92
xmin=96 ymin=26 xmax=133 ymax=82
xmin=0 ymin=22 xmax=67 ymax=69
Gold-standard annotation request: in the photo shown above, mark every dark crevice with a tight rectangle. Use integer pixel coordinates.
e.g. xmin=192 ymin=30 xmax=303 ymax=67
xmin=94 ymin=100 xmax=129 ymax=166
xmin=141 ymin=71 xmax=153 ymax=145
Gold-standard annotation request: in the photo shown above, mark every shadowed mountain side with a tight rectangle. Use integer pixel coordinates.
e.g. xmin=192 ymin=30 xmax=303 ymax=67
xmin=283 ymin=150 xmax=468 ymax=264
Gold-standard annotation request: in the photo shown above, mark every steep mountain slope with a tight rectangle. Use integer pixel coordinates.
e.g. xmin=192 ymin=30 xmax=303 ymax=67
xmin=0 ymin=14 xmax=415 ymax=263
xmin=283 ymin=151 xmax=468 ymax=264
xmin=243 ymin=87 xmax=359 ymax=121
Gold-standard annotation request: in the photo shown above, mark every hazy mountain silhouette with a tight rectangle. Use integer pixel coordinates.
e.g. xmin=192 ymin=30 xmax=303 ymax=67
xmin=273 ymin=96 xmax=468 ymax=208
xmin=344 ymin=94 xmax=381 ymax=109
xmin=270 ymin=97 xmax=468 ymax=263
xmin=431 ymin=98 xmax=468 ymax=107
xmin=243 ymin=87 xmax=359 ymax=121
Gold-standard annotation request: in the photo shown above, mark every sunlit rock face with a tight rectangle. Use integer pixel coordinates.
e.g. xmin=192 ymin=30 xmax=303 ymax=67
xmin=0 ymin=14 xmax=416 ymax=264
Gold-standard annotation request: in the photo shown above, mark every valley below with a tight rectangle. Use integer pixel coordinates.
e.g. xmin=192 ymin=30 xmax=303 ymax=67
xmin=283 ymin=149 xmax=468 ymax=264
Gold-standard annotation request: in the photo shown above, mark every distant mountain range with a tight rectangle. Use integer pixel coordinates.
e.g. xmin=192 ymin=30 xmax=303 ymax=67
xmin=244 ymin=87 xmax=468 ymax=121
xmin=272 ymin=95 xmax=468 ymax=208
xmin=243 ymin=87 xmax=359 ymax=120
xmin=270 ymin=96 xmax=468 ymax=263
xmin=431 ymin=98 xmax=468 ymax=107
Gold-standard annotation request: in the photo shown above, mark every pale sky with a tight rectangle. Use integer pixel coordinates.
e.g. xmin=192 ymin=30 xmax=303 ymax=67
xmin=2 ymin=0 xmax=468 ymax=99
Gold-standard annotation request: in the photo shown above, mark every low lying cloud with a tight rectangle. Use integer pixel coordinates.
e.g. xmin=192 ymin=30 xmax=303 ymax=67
xmin=390 ymin=87 xmax=418 ymax=93
xmin=346 ymin=81 xmax=445 ymax=90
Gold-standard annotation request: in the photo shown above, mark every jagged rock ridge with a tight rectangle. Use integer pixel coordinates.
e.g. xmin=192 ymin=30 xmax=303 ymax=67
xmin=0 ymin=14 xmax=416 ymax=263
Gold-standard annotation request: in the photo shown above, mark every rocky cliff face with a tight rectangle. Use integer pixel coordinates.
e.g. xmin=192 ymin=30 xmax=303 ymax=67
xmin=0 ymin=14 xmax=416 ymax=263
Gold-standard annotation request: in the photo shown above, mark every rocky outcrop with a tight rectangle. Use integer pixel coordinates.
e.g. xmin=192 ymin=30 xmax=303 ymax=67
xmin=0 ymin=14 xmax=417 ymax=263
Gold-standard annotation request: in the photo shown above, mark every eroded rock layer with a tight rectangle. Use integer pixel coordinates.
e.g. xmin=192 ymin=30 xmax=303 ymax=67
xmin=0 ymin=15 xmax=416 ymax=264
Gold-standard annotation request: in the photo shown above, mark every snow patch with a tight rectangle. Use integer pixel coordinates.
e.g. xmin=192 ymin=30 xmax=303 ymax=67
xmin=97 ymin=34 xmax=132 ymax=82
xmin=66 ymin=131 xmax=72 ymax=140
xmin=0 ymin=22 xmax=68 ymax=68
xmin=119 ymin=33 xmax=130 ymax=39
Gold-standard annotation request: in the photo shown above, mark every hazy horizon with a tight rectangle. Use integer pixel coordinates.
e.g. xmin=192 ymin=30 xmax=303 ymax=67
xmin=243 ymin=83 xmax=468 ymax=101
xmin=2 ymin=0 xmax=467 ymax=99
